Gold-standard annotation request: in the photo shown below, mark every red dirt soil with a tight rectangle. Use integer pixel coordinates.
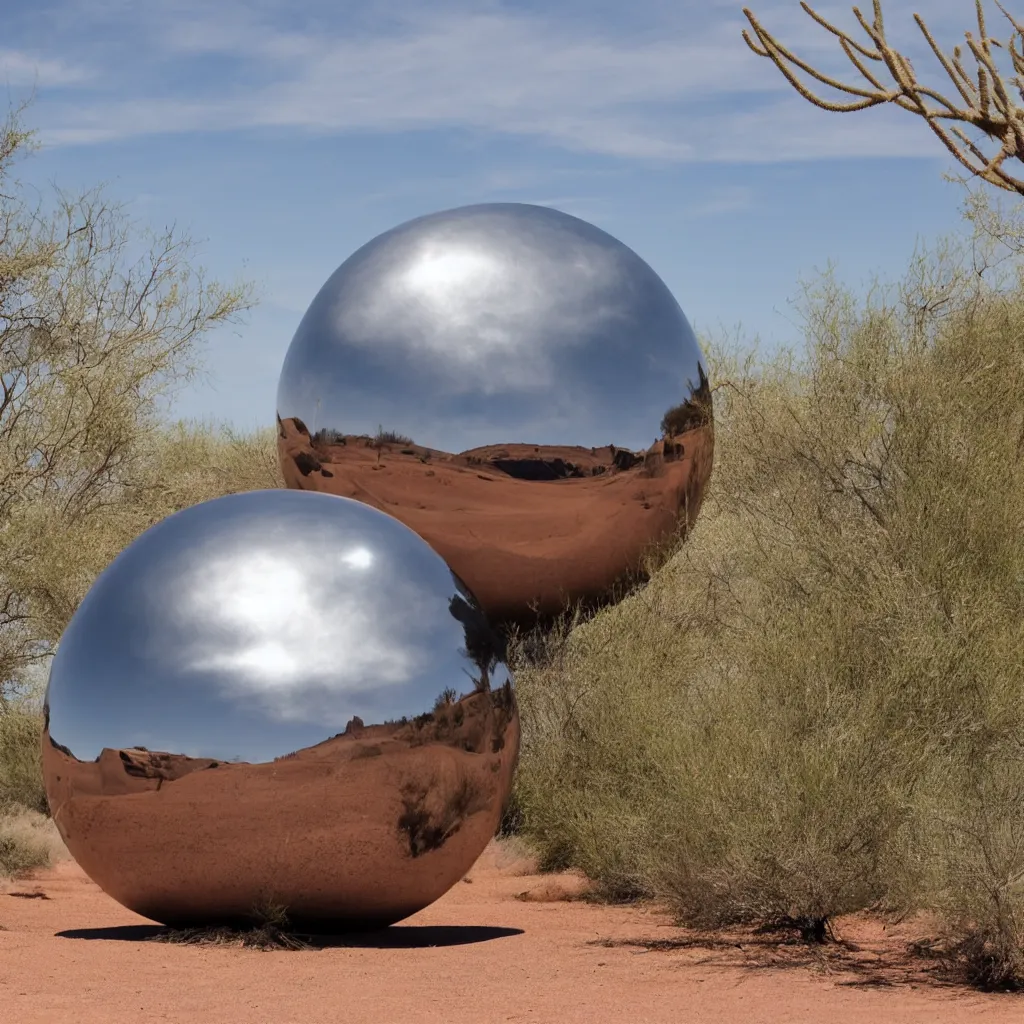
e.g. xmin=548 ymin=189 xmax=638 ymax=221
xmin=277 ymin=417 xmax=714 ymax=628
xmin=2 ymin=839 xmax=1019 ymax=1024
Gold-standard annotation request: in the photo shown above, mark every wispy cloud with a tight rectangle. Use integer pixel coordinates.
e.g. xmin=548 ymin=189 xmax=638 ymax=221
xmin=0 ymin=48 xmax=93 ymax=87
xmin=679 ymin=184 xmax=753 ymax=219
xmin=6 ymin=0 xmax=986 ymax=163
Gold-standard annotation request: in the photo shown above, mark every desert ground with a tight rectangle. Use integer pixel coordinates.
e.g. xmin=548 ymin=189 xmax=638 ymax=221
xmin=2 ymin=836 xmax=1020 ymax=1024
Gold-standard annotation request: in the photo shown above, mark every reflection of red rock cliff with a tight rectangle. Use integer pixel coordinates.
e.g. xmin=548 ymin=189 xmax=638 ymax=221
xmin=277 ymin=416 xmax=714 ymax=629
xmin=42 ymin=686 xmax=519 ymax=931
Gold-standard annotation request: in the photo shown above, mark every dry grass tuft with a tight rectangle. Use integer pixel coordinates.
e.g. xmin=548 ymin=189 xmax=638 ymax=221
xmin=0 ymin=806 xmax=68 ymax=878
xmin=150 ymin=923 xmax=314 ymax=952
xmin=149 ymin=899 xmax=315 ymax=951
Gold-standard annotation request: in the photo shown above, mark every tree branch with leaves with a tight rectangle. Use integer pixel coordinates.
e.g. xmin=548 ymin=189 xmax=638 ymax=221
xmin=0 ymin=106 xmax=257 ymax=696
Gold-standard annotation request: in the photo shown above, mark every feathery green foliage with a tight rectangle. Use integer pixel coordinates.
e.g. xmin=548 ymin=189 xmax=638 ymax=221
xmin=510 ymin=188 xmax=1024 ymax=988
xmin=0 ymin=104 xmax=269 ymax=876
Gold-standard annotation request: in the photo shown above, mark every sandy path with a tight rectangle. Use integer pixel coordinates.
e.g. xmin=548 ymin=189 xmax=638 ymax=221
xmin=1 ymin=840 xmax=1019 ymax=1024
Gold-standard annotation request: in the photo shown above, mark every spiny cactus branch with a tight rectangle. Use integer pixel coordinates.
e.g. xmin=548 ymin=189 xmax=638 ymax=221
xmin=741 ymin=0 xmax=1024 ymax=195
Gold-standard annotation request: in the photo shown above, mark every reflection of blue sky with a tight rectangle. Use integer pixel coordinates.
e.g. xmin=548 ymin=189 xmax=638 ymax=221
xmin=332 ymin=217 xmax=626 ymax=393
xmin=277 ymin=203 xmax=704 ymax=453
xmin=45 ymin=490 xmax=504 ymax=764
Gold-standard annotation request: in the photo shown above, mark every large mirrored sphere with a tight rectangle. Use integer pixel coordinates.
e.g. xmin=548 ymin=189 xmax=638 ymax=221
xmin=276 ymin=202 xmax=714 ymax=631
xmin=42 ymin=489 xmax=518 ymax=931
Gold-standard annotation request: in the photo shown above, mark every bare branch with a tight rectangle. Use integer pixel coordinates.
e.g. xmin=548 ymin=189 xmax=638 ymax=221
xmin=742 ymin=1 xmax=1024 ymax=195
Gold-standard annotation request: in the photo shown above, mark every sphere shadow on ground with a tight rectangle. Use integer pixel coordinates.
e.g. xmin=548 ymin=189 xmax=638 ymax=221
xmin=55 ymin=923 xmax=524 ymax=948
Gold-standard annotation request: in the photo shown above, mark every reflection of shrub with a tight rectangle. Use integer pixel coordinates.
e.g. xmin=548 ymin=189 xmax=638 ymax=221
xmin=659 ymin=402 xmax=706 ymax=436
xmin=375 ymin=425 xmax=414 ymax=446
xmin=660 ymin=364 xmax=712 ymax=436
xmin=509 ymin=204 xmax=1024 ymax=987
xmin=433 ymin=687 xmax=459 ymax=711
xmin=311 ymin=427 xmax=346 ymax=448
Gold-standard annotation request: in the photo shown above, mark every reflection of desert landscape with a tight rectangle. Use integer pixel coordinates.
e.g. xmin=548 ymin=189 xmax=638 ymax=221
xmin=277 ymin=384 xmax=714 ymax=629
xmin=41 ymin=684 xmax=519 ymax=931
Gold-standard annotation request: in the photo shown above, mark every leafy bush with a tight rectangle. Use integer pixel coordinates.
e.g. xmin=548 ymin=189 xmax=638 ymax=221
xmin=0 ymin=105 xmax=255 ymax=693
xmin=0 ymin=705 xmax=47 ymax=815
xmin=510 ymin=193 xmax=1024 ymax=985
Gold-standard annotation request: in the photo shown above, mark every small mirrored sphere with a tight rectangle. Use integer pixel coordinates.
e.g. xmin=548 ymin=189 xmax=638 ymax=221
xmin=276 ymin=202 xmax=714 ymax=630
xmin=42 ymin=489 xmax=518 ymax=931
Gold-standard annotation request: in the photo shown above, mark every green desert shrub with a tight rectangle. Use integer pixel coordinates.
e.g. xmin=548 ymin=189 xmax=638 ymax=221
xmin=0 ymin=103 xmax=264 ymax=687
xmin=0 ymin=704 xmax=47 ymax=815
xmin=0 ymin=683 xmax=57 ymax=878
xmin=375 ymin=425 xmax=414 ymax=446
xmin=510 ymin=194 xmax=1024 ymax=985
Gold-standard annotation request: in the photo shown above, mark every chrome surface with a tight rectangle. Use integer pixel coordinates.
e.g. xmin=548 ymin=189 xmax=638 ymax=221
xmin=276 ymin=203 xmax=714 ymax=629
xmin=277 ymin=201 xmax=708 ymax=454
xmin=43 ymin=489 xmax=518 ymax=930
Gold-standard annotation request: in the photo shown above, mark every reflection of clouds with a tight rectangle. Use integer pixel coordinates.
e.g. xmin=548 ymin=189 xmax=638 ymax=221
xmin=329 ymin=218 xmax=629 ymax=393
xmin=278 ymin=204 xmax=709 ymax=453
xmin=401 ymin=245 xmax=502 ymax=303
xmin=161 ymin=532 xmax=442 ymax=723
xmin=341 ymin=546 xmax=373 ymax=569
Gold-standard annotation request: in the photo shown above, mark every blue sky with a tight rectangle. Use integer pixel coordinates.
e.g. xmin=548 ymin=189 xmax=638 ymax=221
xmin=1 ymin=0 xmax=1002 ymax=434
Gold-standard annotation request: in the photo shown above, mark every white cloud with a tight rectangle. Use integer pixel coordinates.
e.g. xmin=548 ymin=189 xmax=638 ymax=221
xmin=15 ymin=0 xmax=995 ymax=164
xmin=0 ymin=49 xmax=93 ymax=87
xmin=680 ymin=185 xmax=754 ymax=219
xmin=161 ymin=533 xmax=445 ymax=723
xmin=325 ymin=210 xmax=638 ymax=394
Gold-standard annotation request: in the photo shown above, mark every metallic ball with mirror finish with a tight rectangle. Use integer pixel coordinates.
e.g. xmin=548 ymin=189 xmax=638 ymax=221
xmin=43 ymin=489 xmax=518 ymax=932
xmin=276 ymin=202 xmax=714 ymax=631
